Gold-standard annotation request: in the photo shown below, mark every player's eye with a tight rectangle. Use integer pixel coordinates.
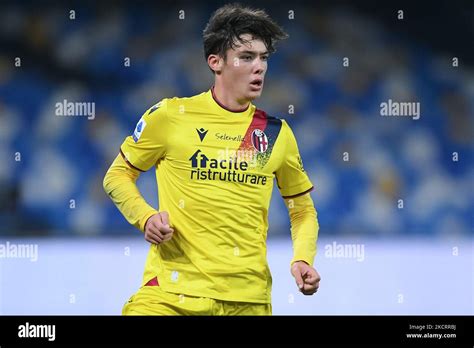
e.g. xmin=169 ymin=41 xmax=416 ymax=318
xmin=241 ymin=55 xmax=253 ymax=61
xmin=261 ymin=55 xmax=269 ymax=61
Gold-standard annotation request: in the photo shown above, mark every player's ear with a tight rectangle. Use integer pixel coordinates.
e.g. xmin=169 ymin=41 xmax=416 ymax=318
xmin=207 ymin=54 xmax=223 ymax=74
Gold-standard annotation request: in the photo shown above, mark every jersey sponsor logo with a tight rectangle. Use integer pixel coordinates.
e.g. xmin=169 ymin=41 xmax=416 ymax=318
xmin=251 ymin=129 xmax=269 ymax=153
xmin=189 ymin=149 xmax=268 ymax=186
xmin=132 ymin=118 xmax=146 ymax=142
xmin=215 ymin=132 xmax=244 ymax=142
xmin=196 ymin=127 xmax=208 ymax=142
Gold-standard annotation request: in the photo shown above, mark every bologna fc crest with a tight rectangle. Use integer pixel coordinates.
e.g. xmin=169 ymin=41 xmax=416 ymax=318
xmin=251 ymin=129 xmax=269 ymax=153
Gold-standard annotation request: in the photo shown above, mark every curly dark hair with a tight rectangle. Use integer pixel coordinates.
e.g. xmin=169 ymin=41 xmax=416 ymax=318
xmin=203 ymin=3 xmax=288 ymax=61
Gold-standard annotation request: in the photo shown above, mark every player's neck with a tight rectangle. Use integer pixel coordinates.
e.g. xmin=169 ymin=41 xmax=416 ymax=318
xmin=211 ymin=84 xmax=250 ymax=113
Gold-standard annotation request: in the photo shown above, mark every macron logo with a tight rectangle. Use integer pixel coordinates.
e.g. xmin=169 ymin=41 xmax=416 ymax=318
xmin=18 ymin=322 xmax=56 ymax=341
xmin=196 ymin=128 xmax=208 ymax=142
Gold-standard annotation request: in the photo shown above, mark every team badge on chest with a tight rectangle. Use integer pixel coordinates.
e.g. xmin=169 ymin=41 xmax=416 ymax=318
xmin=251 ymin=129 xmax=269 ymax=153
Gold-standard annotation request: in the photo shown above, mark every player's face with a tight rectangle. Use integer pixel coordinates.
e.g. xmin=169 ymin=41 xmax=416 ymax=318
xmin=222 ymin=34 xmax=268 ymax=102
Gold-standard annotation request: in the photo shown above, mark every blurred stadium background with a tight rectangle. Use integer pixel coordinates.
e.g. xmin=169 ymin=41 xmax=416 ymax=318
xmin=0 ymin=0 xmax=472 ymax=314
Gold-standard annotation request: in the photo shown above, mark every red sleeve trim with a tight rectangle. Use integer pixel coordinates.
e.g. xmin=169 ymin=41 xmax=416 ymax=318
xmin=120 ymin=149 xmax=145 ymax=172
xmin=282 ymin=186 xmax=314 ymax=199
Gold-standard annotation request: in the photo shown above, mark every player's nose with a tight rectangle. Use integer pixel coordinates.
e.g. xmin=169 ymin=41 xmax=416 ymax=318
xmin=253 ymin=58 xmax=265 ymax=75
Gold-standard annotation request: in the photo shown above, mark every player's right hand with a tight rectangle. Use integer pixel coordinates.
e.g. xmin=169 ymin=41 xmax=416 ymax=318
xmin=144 ymin=211 xmax=174 ymax=245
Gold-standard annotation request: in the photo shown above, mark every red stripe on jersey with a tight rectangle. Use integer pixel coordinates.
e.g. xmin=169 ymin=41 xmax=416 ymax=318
xmin=144 ymin=277 xmax=159 ymax=286
xmin=238 ymin=109 xmax=268 ymax=153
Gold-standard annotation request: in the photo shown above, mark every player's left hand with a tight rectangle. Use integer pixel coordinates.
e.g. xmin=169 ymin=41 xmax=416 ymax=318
xmin=291 ymin=261 xmax=321 ymax=295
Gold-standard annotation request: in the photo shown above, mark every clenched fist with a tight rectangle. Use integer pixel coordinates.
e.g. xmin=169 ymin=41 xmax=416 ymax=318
xmin=144 ymin=211 xmax=174 ymax=245
xmin=291 ymin=261 xmax=321 ymax=295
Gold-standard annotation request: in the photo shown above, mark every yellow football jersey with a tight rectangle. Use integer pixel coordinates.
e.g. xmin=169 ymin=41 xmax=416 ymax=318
xmin=120 ymin=88 xmax=313 ymax=303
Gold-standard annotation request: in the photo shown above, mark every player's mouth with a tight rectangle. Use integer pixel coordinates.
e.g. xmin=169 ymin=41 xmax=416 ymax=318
xmin=250 ymin=78 xmax=263 ymax=91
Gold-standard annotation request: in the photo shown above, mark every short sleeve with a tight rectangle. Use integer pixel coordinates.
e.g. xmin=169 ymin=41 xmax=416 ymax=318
xmin=120 ymin=99 xmax=169 ymax=172
xmin=275 ymin=120 xmax=313 ymax=198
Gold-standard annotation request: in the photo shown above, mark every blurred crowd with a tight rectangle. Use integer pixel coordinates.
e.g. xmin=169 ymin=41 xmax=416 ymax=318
xmin=0 ymin=2 xmax=472 ymax=236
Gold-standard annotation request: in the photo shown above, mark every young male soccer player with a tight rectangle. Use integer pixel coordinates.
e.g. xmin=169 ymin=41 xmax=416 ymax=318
xmin=103 ymin=3 xmax=321 ymax=315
